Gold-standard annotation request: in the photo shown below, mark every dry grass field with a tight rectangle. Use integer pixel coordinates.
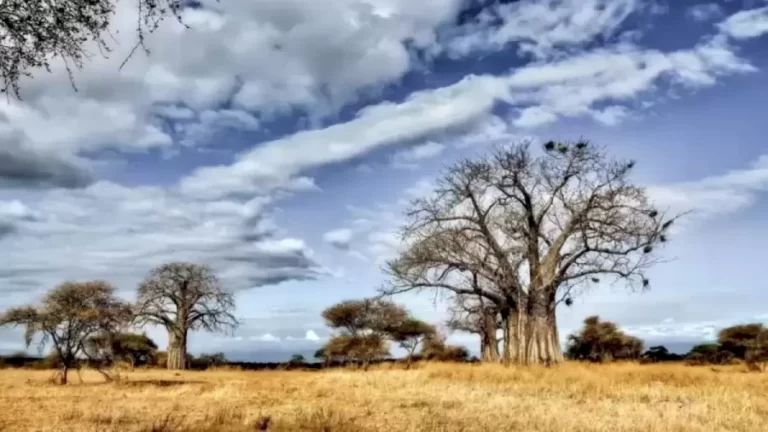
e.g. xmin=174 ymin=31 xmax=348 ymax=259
xmin=0 ymin=362 xmax=766 ymax=432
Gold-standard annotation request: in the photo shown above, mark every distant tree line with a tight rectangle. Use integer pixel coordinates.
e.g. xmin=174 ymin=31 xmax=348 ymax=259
xmin=563 ymin=316 xmax=768 ymax=370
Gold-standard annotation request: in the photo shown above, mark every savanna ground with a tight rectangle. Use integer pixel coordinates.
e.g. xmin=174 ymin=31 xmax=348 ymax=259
xmin=0 ymin=362 xmax=766 ymax=432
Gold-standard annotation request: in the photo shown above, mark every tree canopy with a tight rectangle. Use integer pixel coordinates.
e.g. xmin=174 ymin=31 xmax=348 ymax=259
xmin=565 ymin=316 xmax=643 ymax=362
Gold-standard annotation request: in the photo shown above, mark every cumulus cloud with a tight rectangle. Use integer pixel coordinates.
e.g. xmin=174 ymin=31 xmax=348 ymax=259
xmin=305 ymin=330 xmax=321 ymax=342
xmin=0 ymin=131 xmax=92 ymax=189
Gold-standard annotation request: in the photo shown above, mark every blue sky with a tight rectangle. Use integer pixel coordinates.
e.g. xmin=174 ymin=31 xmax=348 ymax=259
xmin=1 ymin=0 xmax=768 ymax=361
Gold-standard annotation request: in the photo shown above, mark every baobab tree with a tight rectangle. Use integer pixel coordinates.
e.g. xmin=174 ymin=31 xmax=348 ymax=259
xmin=385 ymin=140 xmax=680 ymax=365
xmin=134 ymin=262 xmax=238 ymax=370
xmin=0 ymin=281 xmax=133 ymax=384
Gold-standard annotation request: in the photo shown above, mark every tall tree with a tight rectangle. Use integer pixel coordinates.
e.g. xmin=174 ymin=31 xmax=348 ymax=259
xmin=385 ymin=141 xmax=679 ymax=365
xmin=0 ymin=281 xmax=132 ymax=384
xmin=134 ymin=262 xmax=238 ymax=370
xmin=0 ymin=0 xmax=181 ymax=97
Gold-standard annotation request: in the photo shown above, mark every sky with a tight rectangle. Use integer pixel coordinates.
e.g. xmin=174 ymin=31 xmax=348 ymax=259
xmin=1 ymin=0 xmax=768 ymax=361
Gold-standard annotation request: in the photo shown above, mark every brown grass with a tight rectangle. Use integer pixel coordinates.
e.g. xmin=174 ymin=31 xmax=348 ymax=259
xmin=0 ymin=362 xmax=766 ymax=431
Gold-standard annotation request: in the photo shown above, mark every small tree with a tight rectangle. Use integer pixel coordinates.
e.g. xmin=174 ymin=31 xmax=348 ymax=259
xmin=0 ymin=281 xmax=132 ymax=384
xmin=86 ymin=332 xmax=158 ymax=368
xmin=197 ymin=352 xmax=228 ymax=368
xmin=288 ymin=354 xmax=306 ymax=368
xmin=391 ymin=318 xmax=435 ymax=369
xmin=421 ymin=333 xmax=469 ymax=362
xmin=718 ymin=324 xmax=767 ymax=360
xmin=134 ymin=262 xmax=239 ymax=370
xmin=641 ymin=345 xmax=683 ymax=363
xmin=566 ymin=316 xmax=643 ymax=362
xmin=321 ymin=298 xmax=413 ymax=370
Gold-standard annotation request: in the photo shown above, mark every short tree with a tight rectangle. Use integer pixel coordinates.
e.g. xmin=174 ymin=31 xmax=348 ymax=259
xmin=641 ymin=345 xmax=683 ymax=363
xmin=86 ymin=332 xmax=158 ymax=368
xmin=566 ymin=316 xmax=643 ymax=362
xmin=197 ymin=352 xmax=227 ymax=368
xmin=0 ymin=281 xmax=132 ymax=384
xmin=321 ymin=299 xmax=406 ymax=369
xmin=134 ymin=262 xmax=239 ymax=370
xmin=421 ymin=333 xmax=469 ymax=362
xmin=391 ymin=318 xmax=435 ymax=369
xmin=718 ymin=324 xmax=767 ymax=359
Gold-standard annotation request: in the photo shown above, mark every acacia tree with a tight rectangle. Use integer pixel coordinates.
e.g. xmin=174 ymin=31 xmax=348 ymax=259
xmin=86 ymin=332 xmax=158 ymax=368
xmin=0 ymin=281 xmax=132 ymax=384
xmin=446 ymin=293 xmax=501 ymax=363
xmin=0 ymin=0 xmax=182 ymax=97
xmin=565 ymin=316 xmax=643 ymax=362
xmin=391 ymin=318 xmax=435 ymax=369
xmin=321 ymin=299 xmax=408 ymax=369
xmin=134 ymin=262 xmax=238 ymax=370
xmin=385 ymin=141 xmax=680 ymax=365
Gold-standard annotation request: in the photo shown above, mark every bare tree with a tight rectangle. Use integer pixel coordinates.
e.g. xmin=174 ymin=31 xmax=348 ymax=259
xmin=0 ymin=0 xmax=182 ymax=98
xmin=134 ymin=262 xmax=238 ymax=370
xmin=446 ymin=294 xmax=501 ymax=363
xmin=385 ymin=140 xmax=680 ymax=365
xmin=0 ymin=281 xmax=133 ymax=384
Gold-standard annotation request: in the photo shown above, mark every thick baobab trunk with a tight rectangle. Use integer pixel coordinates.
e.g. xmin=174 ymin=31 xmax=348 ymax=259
xmin=500 ymin=307 xmax=521 ymax=365
xmin=167 ymin=329 xmax=188 ymax=370
xmin=520 ymin=291 xmax=563 ymax=365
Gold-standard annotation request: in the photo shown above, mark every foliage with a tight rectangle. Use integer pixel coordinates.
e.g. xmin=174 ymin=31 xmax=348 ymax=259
xmin=135 ymin=262 xmax=238 ymax=369
xmin=566 ymin=316 xmax=643 ymax=362
xmin=390 ymin=318 xmax=435 ymax=368
xmin=197 ymin=352 xmax=228 ymax=368
xmin=641 ymin=346 xmax=684 ymax=363
xmin=86 ymin=332 xmax=158 ymax=367
xmin=320 ymin=334 xmax=389 ymax=368
xmin=384 ymin=140 xmax=681 ymax=365
xmin=321 ymin=299 xmax=408 ymax=337
xmin=420 ymin=334 xmax=469 ymax=362
xmin=0 ymin=0 xmax=182 ymax=97
xmin=0 ymin=281 xmax=132 ymax=383
xmin=717 ymin=324 xmax=768 ymax=360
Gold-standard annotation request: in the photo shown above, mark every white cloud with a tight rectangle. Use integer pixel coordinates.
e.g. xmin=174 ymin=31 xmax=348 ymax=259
xmin=647 ymin=153 xmax=768 ymax=224
xmin=591 ymin=105 xmax=629 ymax=126
xmin=718 ymin=6 xmax=768 ymax=39
xmin=251 ymin=333 xmax=281 ymax=342
xmin=305 ymin=330 xmax=321 ymax=341
xmin=0 ymin=181 xmax=330 ymax=300
xmin=180 ymin=75 xmax=506 ymax=198
xmin=687 ymin=3 xmax=723 ymax=22
xmin=391 ymin=141 xmax=446 ymax=169
xmin=323 ymin=228 xmax=355 ymax=250
xmin=0 ymin=0 xmax=464 ymax=184
xmin=444 ymin=0 xmax=640 ymax=59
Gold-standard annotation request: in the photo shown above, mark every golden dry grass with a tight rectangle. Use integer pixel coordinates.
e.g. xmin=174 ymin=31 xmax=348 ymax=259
xmin=0 ymin=362 xmax=766 ymax=432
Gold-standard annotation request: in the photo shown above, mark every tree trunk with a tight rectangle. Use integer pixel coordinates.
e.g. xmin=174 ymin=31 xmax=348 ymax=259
xmin=501 ymin=307 xmax=524 ymax=365
xmin=520 ymin=291 xmax=563 ymax=365
xmin=481 ymin=311 xmax=500 ymax=363
xmin=60 ymin=365 xmax=69 ymax=385
xmin=167 ymin=329 xmax=188 ymax=370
